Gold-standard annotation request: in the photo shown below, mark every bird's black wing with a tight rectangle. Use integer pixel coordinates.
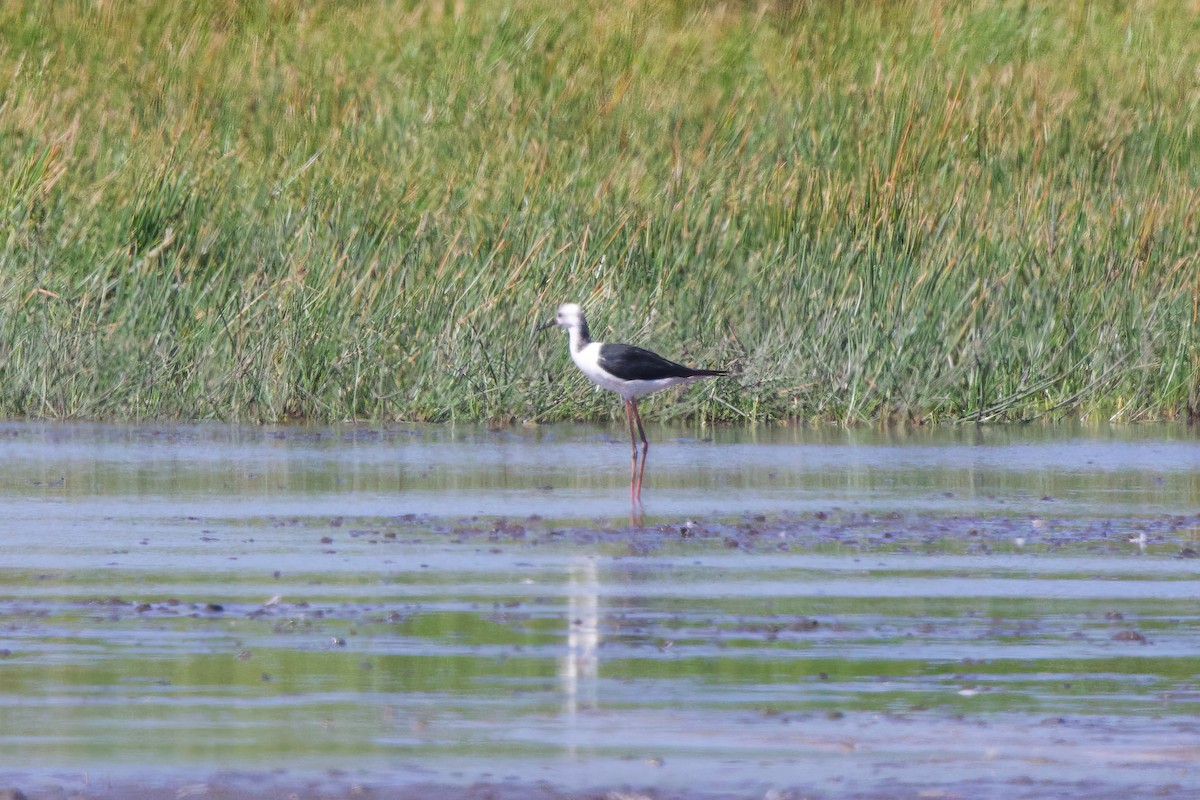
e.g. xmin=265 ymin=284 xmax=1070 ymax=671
xmin=598 ymin=343 xmax=714 ymax=381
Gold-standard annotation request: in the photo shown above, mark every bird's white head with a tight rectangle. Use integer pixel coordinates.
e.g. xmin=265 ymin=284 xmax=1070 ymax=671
xmin=553 ymin=303 xmax=585 ymax=330
xmin=539 ymin=302 xmax=591 ymax=344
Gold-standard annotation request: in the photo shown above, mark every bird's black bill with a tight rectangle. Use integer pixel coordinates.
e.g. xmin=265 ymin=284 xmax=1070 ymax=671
xmin=536 ymin=320 xmax=557 ymax=332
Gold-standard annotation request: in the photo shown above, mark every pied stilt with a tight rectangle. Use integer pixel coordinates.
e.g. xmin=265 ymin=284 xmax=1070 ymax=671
xmin=540 ymin=302 xmax=727 ymax=501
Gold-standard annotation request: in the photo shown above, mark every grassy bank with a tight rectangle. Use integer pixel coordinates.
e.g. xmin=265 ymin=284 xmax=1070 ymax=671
xmin=1 ymin=0 xmax=1198 ymax=424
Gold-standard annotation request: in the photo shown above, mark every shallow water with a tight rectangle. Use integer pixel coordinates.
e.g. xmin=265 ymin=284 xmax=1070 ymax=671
xmin=1 ymin=422 xmax=1199 ymax=798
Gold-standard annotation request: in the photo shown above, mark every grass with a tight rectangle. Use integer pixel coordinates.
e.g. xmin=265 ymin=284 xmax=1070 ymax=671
xmin=0 ymin=0 xmax=1198 ymax=424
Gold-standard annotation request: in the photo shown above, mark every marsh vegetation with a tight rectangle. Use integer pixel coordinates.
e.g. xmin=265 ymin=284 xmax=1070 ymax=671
xmin=2 ymin=1 xmax=1197 ymax=423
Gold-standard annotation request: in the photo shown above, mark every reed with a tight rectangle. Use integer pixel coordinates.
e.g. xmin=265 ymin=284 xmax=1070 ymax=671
xmin=1 ymin=0 xmax=1197 ymax=424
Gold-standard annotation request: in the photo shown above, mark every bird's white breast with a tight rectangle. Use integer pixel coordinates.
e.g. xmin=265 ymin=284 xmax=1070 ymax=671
xmin=571 ymin=342 xmax=623 ymax=392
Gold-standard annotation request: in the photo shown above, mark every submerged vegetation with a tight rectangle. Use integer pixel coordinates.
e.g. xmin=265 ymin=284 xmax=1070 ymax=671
xmin=0 ymin=0 xmax=1198 ymax=424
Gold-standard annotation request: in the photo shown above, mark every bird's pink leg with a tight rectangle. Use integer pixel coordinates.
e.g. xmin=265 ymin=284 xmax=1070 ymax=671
xmin=624 ymin=399 xmax=640 ymax=504
xmin=630 ymin=399 xmax=648 ymax=502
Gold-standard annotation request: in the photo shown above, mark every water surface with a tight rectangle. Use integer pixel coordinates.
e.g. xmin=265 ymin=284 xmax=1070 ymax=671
xmin=1 ymin=422 xmax=1198 ymax=798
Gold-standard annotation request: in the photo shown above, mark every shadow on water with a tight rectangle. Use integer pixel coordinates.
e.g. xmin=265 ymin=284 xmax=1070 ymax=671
xmin=1 ymin=421 xmax=1200 ymax=798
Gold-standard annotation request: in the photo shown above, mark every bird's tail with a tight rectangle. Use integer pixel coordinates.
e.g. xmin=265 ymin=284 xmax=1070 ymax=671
xmin=688 ymin=368 xmax=728 ymax=377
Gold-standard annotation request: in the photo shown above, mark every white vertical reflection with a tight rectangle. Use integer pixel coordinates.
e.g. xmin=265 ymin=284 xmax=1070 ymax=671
xmin=560 ymin=558 xmax=600 ymax=718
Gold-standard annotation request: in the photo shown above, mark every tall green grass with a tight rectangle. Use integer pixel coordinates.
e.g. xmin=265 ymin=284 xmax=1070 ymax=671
xmin=1 ymin=0 xmax=1198 ymax=424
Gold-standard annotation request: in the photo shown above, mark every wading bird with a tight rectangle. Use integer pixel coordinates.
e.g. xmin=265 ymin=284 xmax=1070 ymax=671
xmin=540 ymin=302 xmax=727 ymax=504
